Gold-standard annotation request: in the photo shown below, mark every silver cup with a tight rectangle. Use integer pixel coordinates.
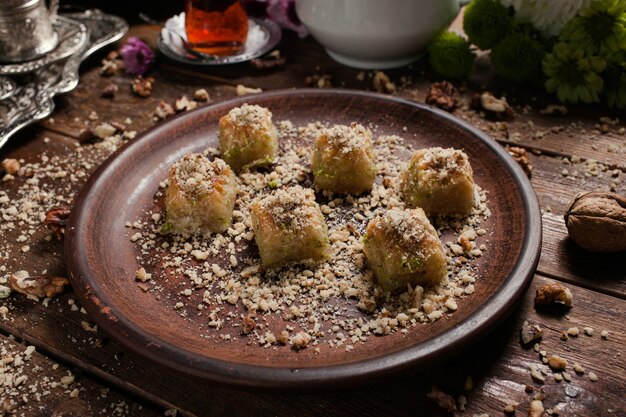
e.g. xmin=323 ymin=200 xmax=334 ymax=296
xmin=0 ymin=0 xmax=59 ymax=62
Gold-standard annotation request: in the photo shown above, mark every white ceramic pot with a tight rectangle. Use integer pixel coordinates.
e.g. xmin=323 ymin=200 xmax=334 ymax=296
xmin=295 ymin=0 xmax=463 ymax=69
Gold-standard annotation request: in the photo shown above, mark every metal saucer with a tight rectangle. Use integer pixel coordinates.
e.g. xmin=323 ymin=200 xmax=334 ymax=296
xmin=158 ymin=13 xmax=282 ymax=66
xmin=0 ymin=16 xmax=88 ymax=75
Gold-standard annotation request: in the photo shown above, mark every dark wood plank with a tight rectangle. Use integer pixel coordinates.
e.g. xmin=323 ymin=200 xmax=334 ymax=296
xmin=38 ymin=64 xmax=236 ymax=139
xmin=1 ymin=274 xmax=622 ymax=417
xmin=539 ymin=213 xmax=626 ymax=299
xmin=31 ymin=23 xmax=626 ymax=170
xmin=0 ymin=16 xmax=623 ymax=416
xmin=3 ymin=98 xmax=624 ymax=303
xmin=0 ymin=332 xmax=162 ymax=416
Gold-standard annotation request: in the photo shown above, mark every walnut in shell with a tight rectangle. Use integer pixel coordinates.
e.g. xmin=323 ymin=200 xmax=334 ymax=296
xmin=564 ymin=191 xmax=626 ymax=252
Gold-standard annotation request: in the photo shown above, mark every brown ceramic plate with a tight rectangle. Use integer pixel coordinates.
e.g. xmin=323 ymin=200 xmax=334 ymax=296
xmin=66 ymin=89 xmax=541 ymax=389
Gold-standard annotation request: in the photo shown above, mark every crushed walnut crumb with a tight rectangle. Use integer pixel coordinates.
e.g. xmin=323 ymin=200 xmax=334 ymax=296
xmin=372 ymin=71 xmax=396 ymax=93
xmin=131 ymin=76 xmax=154 ymax=98
xmin=236 ymin=84 xmax=262 ymax=96
xmin=425 ymin=81 xmax=457 ymax=112
xmin=128 ymin=118 xmax=491 ymax=351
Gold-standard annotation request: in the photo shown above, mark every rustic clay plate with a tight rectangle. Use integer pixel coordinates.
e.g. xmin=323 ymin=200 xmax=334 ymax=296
xmin=66 ymin=89 xmax=541 ymax=389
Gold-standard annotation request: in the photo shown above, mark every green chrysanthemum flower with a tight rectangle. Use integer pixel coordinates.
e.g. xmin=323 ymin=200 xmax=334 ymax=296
xmin=543 ymin=43 xmax=607 ymax=103
xmin=561 ymin=0 xmax=626 ymax=56
xmin=604 ymin=65 xmax=626 ymax=108
xmin=463 ymin=0 xmax=513 ymax=50
xmin=429 ymin=32 xmax=476 ymax=80
xmin=491 ymin=32 xmax=546 ymax=83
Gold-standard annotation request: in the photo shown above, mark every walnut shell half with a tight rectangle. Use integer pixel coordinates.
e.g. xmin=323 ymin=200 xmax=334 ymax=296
xmin=564 ymin=191 xmax=626 ymax=252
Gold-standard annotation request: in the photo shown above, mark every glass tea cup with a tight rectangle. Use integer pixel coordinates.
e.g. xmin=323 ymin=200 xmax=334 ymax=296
xmin=185 ymin=0 xmax=249 ymax=56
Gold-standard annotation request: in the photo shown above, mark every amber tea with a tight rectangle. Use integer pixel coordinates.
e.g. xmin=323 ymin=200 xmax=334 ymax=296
xmin=185 ymin=0 xmax=248 ymax=56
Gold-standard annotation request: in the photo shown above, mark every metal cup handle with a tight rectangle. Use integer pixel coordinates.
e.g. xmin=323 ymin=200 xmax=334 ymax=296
xmin=48 ymin=0 xmax=59 ymax=22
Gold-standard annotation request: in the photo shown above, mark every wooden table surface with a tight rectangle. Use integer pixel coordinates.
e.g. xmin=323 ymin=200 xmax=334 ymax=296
xmin=1 ymin=14 xmax=625 ymax=417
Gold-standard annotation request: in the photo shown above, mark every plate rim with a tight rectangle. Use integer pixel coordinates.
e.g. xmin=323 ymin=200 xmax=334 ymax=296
xmin=66 ymin=89 xmax=542 ymax=389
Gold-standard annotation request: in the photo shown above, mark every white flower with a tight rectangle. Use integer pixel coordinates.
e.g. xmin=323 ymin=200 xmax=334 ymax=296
xmin=500 ymin=0 xmax=595 ymax=37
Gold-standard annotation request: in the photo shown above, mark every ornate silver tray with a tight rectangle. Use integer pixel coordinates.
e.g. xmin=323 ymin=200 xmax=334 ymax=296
xmin=0 ymin=10 xmax=128 ymax=149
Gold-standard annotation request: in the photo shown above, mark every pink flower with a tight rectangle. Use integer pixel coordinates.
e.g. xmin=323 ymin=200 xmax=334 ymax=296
xmin=120 ymin=37 xmax=155 ymax=76
xmin=243 ymin=0 xmax=308 ymax=38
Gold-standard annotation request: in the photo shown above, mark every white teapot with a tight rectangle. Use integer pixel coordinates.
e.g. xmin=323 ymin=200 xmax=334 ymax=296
xmin=296 ymin=0 xmax=467 ymax=69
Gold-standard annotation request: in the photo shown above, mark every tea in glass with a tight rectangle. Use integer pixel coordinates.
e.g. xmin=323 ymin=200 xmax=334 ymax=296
xmin=185 ymin=0 xmax=248 ymax=56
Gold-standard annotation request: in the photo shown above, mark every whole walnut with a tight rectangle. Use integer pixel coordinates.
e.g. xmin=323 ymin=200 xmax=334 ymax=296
xmin=564 ymin=191 xmax=626 ymax=252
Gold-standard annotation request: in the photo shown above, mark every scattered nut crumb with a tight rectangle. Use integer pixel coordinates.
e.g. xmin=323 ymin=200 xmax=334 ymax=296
xmin=588 ymin=371 xmax=598 ymax=382
xmin=155 ymin=100 xmax=176 ymax=120
xmin=425 ymin=81 xmax=457 ymax=112
xmin=250 ymin=50 xmax=286 ymax=70
xmin=535 ymin=283 xmax=573 ymax=308
xmin=241 ymin=315 xmax=256 ymax=335
xmin=2 ymin=158 xmax=20 ymax=175
xmin=174 ymin=95 xmax=192 ymax=112
xmin=547 ymin=355 xmax=567 ymax=371
xmin=373 ymin=71 xmax=396 ymax=93
xmin=528 ymin=399 xmax=544 ymax=417
xmin=236 ymin=84 xmax=263 ymax=96
xmin=9 ymin=271 xmax=69 ymax=299
xmin=101 ymin=83 xmax=119 ymax=98
xmin=193 ymin=88 xmax=210 ymax=102
xmin=539 ymin=104 xmax=568 ymax=116
xmin=529 ymin=364 xmax=545 ymax=383
xmin=521 ymin=321 xmax=543 ymax=345
xmin=289 ymin=331 xmax=311 ymax=349
xmin=304 ymin=74 xmax=332 ymax=88
xmin=135 ymin=267 xmax=152 ymax=282
xmin=93 ymin=123 xmax=118 ymax=139
xmin=506 ymin=146 xmax=533 ymax=178
xmin=131 ymin=76 xmax=154 ymax=98
xmin=567 ymin=327 xmax=579 ymax=336
xmin=427 ymin=385 xmax=457 ymax=413
xmin=471 ymin=92 xmax=514 ymax=119
xmin=44 ymin=205 xmax=71 ymax=240
xmin=100 ymin=52 xmax=120 ymax=76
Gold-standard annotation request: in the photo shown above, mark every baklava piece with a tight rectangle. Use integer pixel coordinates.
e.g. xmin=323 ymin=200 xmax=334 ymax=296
xmin=400 ymin=147 xmax=475 ymax=216
xmin=219 ymin=104 xmax=278 ymax=172
xmin=165 ymin=154 xmax=237 ymax=235
xmin=251 ymin=186 xmax=331 ymax=268
xmin=363 ymin=208 xmax=447 ymax=292
xmin=311 ymin=123 xmax=377 ymax=194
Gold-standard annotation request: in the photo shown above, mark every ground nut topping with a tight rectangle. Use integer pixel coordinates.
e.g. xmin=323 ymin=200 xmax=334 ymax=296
xmin=130 ymin=119 xmax=491 ymax=350
xmin=226 ymin=103 xmax=272 ymax=126
xmin=414 ymin=147 xmax=472 ymax=185
xmin=172 ymin=154 xmax=229 ymax=198
xmin=377 ymin=208 xmax=431 ymax=245
xmin=322 ymin=123 xmax=372 ymax=154
xmin=254 ymin=185 xmax=319 ymax=231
